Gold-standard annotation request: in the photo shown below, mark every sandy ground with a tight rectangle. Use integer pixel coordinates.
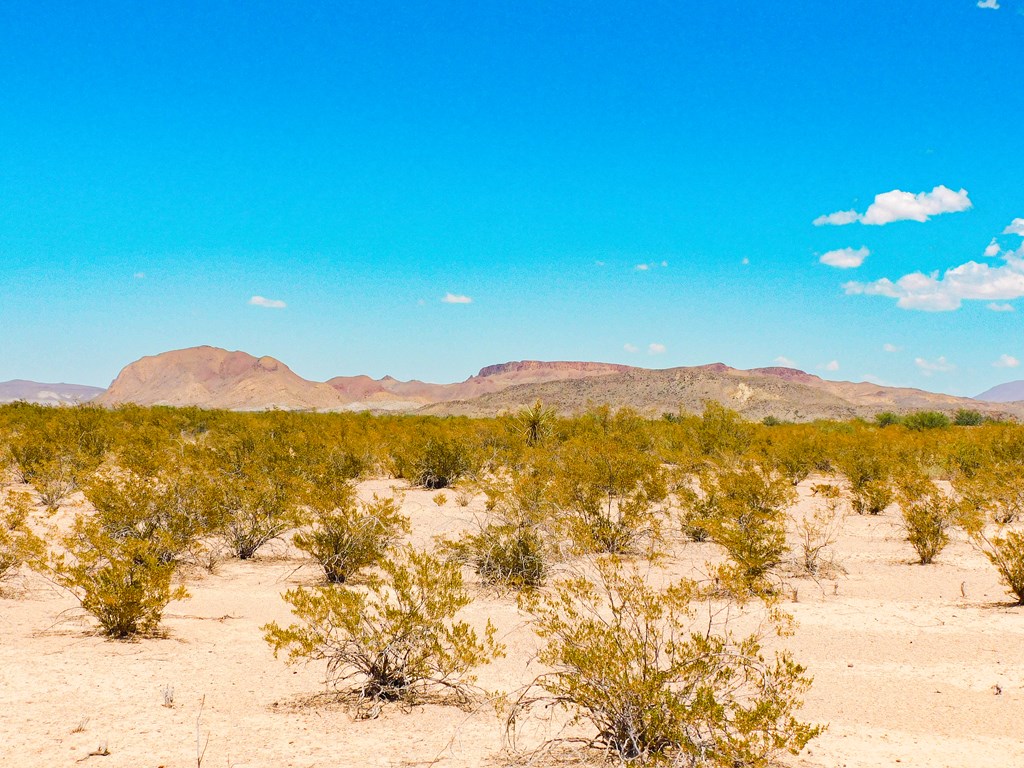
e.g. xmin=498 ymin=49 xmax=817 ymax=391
xmin=2 ymin=478 xmax=1023 ymax=768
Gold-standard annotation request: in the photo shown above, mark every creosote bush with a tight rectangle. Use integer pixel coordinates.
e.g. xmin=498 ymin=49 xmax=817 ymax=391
xmin=53 ymin=516 xmax=189 ymax=638
xmin=974 ymin=530 xmax=1024 ymax=604
xmin=0 ymin=490 xmax=45 ymax=580
xmin=263 ymin=546 xmax=504 ymax=708
xmin=515 ymin=558 xmax=820 ymax=766
xmin=292 ymin=484 xmax=408 ymax=584
xmin=681 ymin=463 xmax=795 ymax=593
xmin=895 ymin=475 xmax=954 ymax=565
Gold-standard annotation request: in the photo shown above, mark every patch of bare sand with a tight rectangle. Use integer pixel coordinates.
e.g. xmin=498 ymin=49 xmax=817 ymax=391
xmin=1 ymin=479 xmax=1022 ymax=767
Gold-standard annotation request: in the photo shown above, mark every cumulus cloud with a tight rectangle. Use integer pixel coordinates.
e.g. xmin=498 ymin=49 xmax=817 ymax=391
xmin=915 ymin=356 xmax=955 ymax=375
xmin=648 ymin=343 xmax=666 ymax=355
xmin=820 ymin=246 xmax=869 ymax=269
xmin=993 ymin=354 xmax=1020 ymax=368
xmin=133 ymin=271 xmax=146 ymax=279
xmin=988 ymin=302 xmax=1016 ymax=312
xmin=442 ymin=293 xmax=473 ymax=304
xmin=813 ymin=210 xmax=860 ymax=227
xmin=883 ymin=343 xmax=901 ymax=353
xmin=741 ymin=257 xmax=750 ymax=265
xmin=978 ymin=0 xmax=1000 ymax=8
xmin=822 ymin=360 xmax=840 ymax=372
xmin=985 ymin=239 xmax=1001 ymax=257
xmin=843 ymin=246 xmax=1024 ymax=311
xmin=814 ymin=185 xmax=971 ymax=227
xmin=249 ymin=295 xmax=286 ymax=309
xmin=1003 ymin=218 xmax=1024 ymax=236
xmin=773 ymin=356 xmax=796 ymax=367
xmin=623 ymin=343 xmax=639 ymax=353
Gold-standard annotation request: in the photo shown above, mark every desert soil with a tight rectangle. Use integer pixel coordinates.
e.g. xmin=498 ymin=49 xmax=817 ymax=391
xmin=1 ymin=478 xmax=1022 ymax=768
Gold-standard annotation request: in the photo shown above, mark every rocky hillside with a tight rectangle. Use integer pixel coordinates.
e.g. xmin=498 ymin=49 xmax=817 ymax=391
xmin=420 ymin=364 xmax=1024 ymax=421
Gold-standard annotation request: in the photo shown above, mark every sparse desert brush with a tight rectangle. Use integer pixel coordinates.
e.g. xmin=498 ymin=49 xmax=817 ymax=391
xmin=972 ymin=529 xmax=1024 ymax=604
xmin=263 ymin=546 xmax=504 ymax=710
xmin=432 ymin=491 xmax=448 ymax=506
xmin=513 ymin=557 xmax=820 ymax=766
xmin=292 ymin=483 xmax=408 ymax=584
xmin=754 ymin=425 xmax=824 ymax=486
xmin=681 ymin=462 xmax=795 ymax=593
xmin=895 ymin=473 xmax=955 ymax=565
xmin=0 ymin=490 xmax=45 ymax=580
xmin=83 ymin=469 xmax=219 ymax=565
xmin=832 ymin=432 xmax=895 ymax=515
xmin=552 ymin=409 xmax=668 ymax=555
xmin=414 ymin=436 xmax=475 ymax=489
xmin=953 ymin=462 xmax=1024 ymax=525
xmin=443 ymin=467 xmax=557 ymax=589
xmin=792 ymin=493 xmax=845 ymax=578
xmin=53 ymin=516 xmax=189 ymax=638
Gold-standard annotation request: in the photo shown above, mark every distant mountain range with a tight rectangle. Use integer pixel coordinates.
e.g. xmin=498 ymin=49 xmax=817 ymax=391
xmin=5 ymin=346 xmax=1024 ymax=420
xmin=78 ymin=345 xmax=1024 ymax=421
xmin=0 ymin=380 xmax=105 ymax=406
xmin=976 ymin=380 xmax=1024 ymax=403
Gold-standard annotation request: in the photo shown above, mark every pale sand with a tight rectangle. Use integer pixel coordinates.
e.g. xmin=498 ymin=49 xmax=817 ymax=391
xmin=1 ymin=479 xmax=1022 ymax=767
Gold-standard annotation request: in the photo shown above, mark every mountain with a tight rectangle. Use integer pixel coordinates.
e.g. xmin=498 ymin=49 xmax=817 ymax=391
xmin=91 ymin=346 xmax=1024 ymax=421
xmin=421 ymin=364 xmax=1024 ymax=421
xmin=94 ymin=347 xmax=635 ymax=412
xmin=975 ymin=381 xmax=1024 ymax=404
xmin=94 ymin=346 xmax=348 ymax=411
xmin=0 ymin=380 xmax=104 ymax=406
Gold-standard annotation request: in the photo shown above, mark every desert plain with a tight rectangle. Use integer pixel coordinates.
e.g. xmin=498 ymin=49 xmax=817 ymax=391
xmin=2 ymin=475 xmax=1022 ymax=768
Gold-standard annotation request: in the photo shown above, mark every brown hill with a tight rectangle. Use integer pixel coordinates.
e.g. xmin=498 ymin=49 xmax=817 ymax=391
xmin=420 ymin=364 xmax=1024 ymax=421
xmin=95 ymin=346 xmax=350 ymax=411
xmin=96 ymin=347 xmax=635 ymax=412
xmin=95 ymin=347 xmax=1024 ymax=422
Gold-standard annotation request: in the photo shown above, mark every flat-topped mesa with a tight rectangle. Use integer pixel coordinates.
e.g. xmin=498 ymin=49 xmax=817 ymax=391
xmin=474 ymin=360 xmax=634 ymax=379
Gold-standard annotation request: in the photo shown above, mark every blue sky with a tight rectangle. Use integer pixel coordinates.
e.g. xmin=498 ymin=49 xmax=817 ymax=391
xmin=1 ymin=1 xmax=1022 ymax=395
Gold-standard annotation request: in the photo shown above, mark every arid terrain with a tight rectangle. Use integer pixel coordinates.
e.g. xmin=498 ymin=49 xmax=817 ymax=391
xmin=2 ymin=476 xmax=1021 ymax=768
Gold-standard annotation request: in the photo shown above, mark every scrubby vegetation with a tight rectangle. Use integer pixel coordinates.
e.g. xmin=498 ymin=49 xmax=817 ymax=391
xmin=5 ymin=399 xmax=1024 ymax=758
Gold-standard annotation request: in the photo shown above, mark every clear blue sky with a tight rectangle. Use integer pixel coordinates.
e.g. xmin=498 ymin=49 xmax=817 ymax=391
xmin=1 ymin=1 xmax=1022 ymax=395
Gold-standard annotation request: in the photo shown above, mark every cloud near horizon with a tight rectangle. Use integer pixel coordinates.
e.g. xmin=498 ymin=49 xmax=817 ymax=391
xmin=249 ymin=295 xmax=286 ymax=309
xmin=814 ymin=185 xmax=972 ymax=227
xmin=1003 ymin=218 xmax=1024 ymax=236
xmin=993 ymin=354 xmax=1020 ymax=368
xmin=843 ymin=245 xmax=1024 ymax=311
xmin=915 ymin=356 xmax=955 ymax=375
xmin=648 ymin=343 xmax=666 ymax=355
xmin=977 ymin=0 xmax=1000 ymax=8
xmin=820 ymin=246 xmax=869 ymax=268
xmin=442 ymin=293 xmax=473 ymax=304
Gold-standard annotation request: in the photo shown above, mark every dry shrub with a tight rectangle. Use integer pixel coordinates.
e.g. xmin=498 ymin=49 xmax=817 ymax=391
xmin=895 ymin=475 xmax=955 ymax=565
xmin=264 ymin=546 xmax=504 ymax=709
xmin=292 ymin=484 xmax=408 ymax=584
xmin=0 ymin=490 xmax=45 ymax=580
xmin=514 ymin=558 xmax=821 ymax=766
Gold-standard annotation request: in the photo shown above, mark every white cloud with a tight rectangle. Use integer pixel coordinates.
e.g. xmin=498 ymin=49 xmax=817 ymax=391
xmin=978 ymin=0 xmax=1000 ymax=8
xmin=648 ymin=343 xmax=666 ymax=355
xmin=442 ymin=293 xmax=472 ymax=304
xmin=635 ymin=261 xmax=668 ymax=271
xmin=820 ymin=246 xmax=869 ymax=269
xmin=822 ymin=360 xmax=840 ymax=372
xmin=623 ymin=343 xmax=639 ymax=353
xmin=993 ymin=354 xmax=1020 ymax=368
xmin=843 ymin=246 xmax=1024 ymax=311
xmin=814 ymin=185 xmax=972 ymax=227
xmin=813 ymin=210 xmax=859 ymax=227
xmin=1003 ymin=218 xmax=1024 ymax=236
xmin=741 ymin=257 xmax=750 ymax=265
xmin=985 ymin=239 xmax=1001 ymax=257
xmin=883 ymin=343 xmax=901 ymax=353
xmin=249 ymin=295 xmax=286 ymax=309
xmin=133 ymin=271 xmax=145 ymax=279
xmin=915 ymin=356 xmax=955 ymax=375
xmin=773 ymin=356 xmax=796 ymax=367
xmin=988 ymin=302 xmax=1016 ymax=312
